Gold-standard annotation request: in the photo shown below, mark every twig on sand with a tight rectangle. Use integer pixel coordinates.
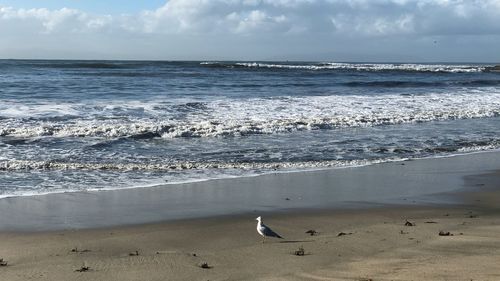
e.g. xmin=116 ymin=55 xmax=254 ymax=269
xmin=337 ymin=232 xmax=353 ymax=237
xmin=129 ymin=250 xmax=140 ymax=256
xmin=71 ymin=247 xmax=91 ymax=253
xmin=305 ymin=230 xmax=318 ymax=236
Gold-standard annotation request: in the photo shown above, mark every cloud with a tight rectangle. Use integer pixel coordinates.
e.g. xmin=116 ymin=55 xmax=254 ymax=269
xmin=147 ymin=0 xmax=500 ymax=36
xmin=0 ymin=6 xmax=117 ymax=36
xmin=1 ymin=0 xmax=500 ymax=60
xmin=2 ymin=0 xmax=500 ymax=36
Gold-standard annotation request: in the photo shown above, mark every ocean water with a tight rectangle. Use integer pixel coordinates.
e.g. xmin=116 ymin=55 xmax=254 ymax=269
xmin=0 ymin=60 xmax=499 ymax=197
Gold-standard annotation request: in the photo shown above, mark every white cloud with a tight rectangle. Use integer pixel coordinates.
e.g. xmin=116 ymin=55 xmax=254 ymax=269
xmin=2 ymin=0 xmax=500 ymax=36
xmin=0 ymin=6 xmax=113 ymax=34
xmin=1 ymin=0 xmax=500 ymax=60
xmin=132 ymin=0 xmax=500 ymax=36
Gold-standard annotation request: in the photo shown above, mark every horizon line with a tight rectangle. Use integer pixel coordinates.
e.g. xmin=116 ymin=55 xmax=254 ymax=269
xmin=1 ymin=58 xmax=499 ymax=64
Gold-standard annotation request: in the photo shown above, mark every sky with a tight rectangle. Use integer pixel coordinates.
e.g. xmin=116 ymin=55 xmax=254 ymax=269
xmin=0 ymin=0 xmax=499 ymax=62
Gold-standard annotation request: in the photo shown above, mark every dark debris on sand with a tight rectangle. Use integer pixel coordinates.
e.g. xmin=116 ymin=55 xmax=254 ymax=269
xmin=439 ymin=231 xmax=453 ymax=236
xmin=71 ymin=247 xmax=91 ymax=253
xmin=0 ymin=258 xmax=7 ymax=267
xmin=405 ymin=220 xmax=416 ymax=226
xmin=199 ymin=262 xmax=212 ymax=269
xmin=305 ymin=230 xmax=318 ymax=236
xmin=294 ymin=246 xmax=306 ymax=256
xmin=75 ymin=266 xmax=90 ymax=272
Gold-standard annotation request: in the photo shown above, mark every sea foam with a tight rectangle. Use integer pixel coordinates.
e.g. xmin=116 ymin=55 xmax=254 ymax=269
xmin=201 ymin=62 xmax=488 ymax=73
xmin=1 ymin=90 xmax=499 ymax=139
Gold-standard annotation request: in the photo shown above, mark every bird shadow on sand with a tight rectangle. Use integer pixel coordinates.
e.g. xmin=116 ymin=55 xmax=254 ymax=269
xmin=279 ymin=240 xmax=314 ymax=244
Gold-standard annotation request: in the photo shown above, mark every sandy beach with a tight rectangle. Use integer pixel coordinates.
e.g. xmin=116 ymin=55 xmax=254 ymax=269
xmin=2 ymin=1 xmax=500 ymax=279
xmin=1 ymin=152 xmax=500 ymax=280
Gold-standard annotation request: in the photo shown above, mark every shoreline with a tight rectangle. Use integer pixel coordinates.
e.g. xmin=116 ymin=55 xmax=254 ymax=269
xmin=0 ymin=171 xmax=499 ymax=280
xmin=1 ymin=149 xmax=498 ymax=200
xmin=1 ymin=150 xmax=500 ymax=232
xmin=0 ymin=151 xmax=499 ymax=279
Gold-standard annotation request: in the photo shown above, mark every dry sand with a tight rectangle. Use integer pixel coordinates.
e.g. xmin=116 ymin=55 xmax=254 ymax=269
xmin=1 ymin=178 xmax=500 ymax=280
xmin=1 ymin=206 xmax=500 ymax=280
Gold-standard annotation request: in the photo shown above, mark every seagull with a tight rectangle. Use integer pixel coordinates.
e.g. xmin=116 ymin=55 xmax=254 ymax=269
xmin=256 ymin=216 xmax=284 ymax=243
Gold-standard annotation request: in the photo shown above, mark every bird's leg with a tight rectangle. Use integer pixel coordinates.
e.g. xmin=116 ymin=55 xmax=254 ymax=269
xmin=262 ymin=236 xmax=266 ymax=244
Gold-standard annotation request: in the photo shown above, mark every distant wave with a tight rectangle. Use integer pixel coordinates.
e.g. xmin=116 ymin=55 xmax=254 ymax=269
xmin=35 ymin=62 xmax=127 ymax=69
xmin=200 ymin=62 xmax=488 ymax=73
xmin=343 ymin=79 xmax=500 ymax=88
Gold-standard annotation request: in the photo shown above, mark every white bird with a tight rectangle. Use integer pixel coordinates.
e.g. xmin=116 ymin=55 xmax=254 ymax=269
xmin=256 ymin=216 xmax=283 ymax=243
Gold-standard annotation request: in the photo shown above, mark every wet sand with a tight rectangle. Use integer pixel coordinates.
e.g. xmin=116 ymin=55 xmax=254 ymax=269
xmin=1 ymin=151 xmax=500 ymax=231
xmin=1 ymin=152 xmax=500 ymax=280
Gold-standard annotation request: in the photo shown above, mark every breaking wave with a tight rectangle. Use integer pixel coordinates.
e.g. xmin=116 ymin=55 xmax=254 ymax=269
xmin=0 ymin=158 xmax=402 ymax=172
xmin=2 ymin=137 xmax=499 ymax=172
xmin=3 ymin=59 xmax=500 ymax=199
xmin=1 ymin=91 xmax=499 ymax=139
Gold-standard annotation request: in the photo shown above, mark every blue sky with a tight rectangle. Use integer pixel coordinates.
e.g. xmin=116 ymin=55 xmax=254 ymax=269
xmin=1 ymin=0 xmax=500 ymax=62
xmin=0 ymin=0 xmax=165 ymax=14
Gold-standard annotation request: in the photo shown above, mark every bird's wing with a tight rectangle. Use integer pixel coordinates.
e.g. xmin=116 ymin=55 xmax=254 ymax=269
xmin=262 ymin=224 xmax=283 ymax=238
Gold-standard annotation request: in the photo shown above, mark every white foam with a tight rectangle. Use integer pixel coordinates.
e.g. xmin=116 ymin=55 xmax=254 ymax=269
xmin=3 ymin=149 xmax=500 ymax=199
xmin=0 ymin=102 xmax=80 ymax=118
xmin=1 ymin=89 xmax=499 ymax=138
xmin=0 ymin=158 xmax=392 ymax=172
xmin=202 ymin=62 xmax=487 ymax=73
xmin=0 ymin=157 xmax=395 ymax=199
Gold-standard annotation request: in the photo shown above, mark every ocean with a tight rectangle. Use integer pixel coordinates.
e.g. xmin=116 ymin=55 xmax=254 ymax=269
xmin=0 ymin=60 xmax=499 ymax=198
